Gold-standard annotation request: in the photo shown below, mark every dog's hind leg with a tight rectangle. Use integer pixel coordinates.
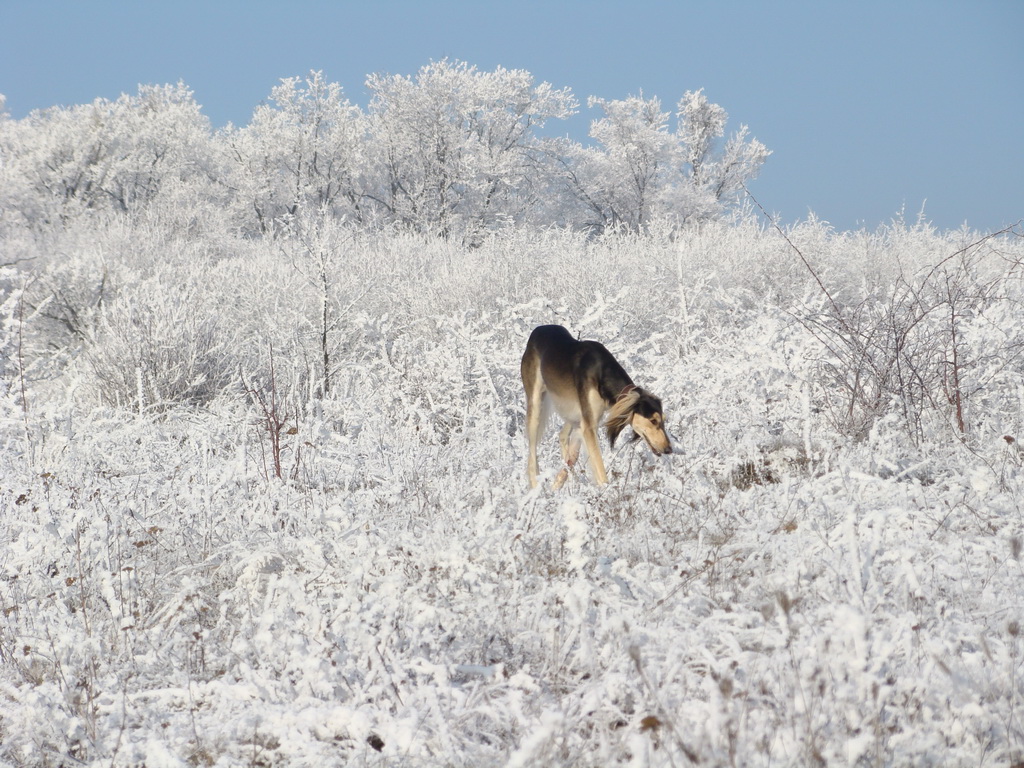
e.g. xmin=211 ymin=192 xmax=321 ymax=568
xmin=524 ymin=392 xmax=548 ymax=489
xmin=522 ymin=343 xmax=545 ymax=488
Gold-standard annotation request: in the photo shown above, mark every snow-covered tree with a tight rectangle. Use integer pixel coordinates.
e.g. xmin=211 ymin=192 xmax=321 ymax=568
xmin=0 ymin=66 xmax=769 ymax=242
xmin=558 ymin=94 xmax=678 ymax=232
xmin=222 ymin=71 xmax=368 ymax=234
xmin=0 ymin=83 xmax=213 ymax=225
xmin=558 ymin=89 xmax=770 ymax=233
xmin=677 ymin=88 xmax=771 ymax=204
xmin=364 ymin=59 xmax=577 ymax=241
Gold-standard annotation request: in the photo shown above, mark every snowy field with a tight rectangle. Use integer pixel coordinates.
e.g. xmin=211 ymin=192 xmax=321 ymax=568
xmin=2 ymin=217 xmax=1024 ymax=766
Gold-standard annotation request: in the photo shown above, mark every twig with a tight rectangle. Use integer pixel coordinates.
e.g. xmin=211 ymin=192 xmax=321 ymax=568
xmin=742 ymin=184 xmax=848 ymax=326
xmin=240 ymin=344 xmax=291 ymax=481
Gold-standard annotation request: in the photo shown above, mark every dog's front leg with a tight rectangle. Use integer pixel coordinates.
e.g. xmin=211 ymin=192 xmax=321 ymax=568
xmin=581 ymin=424 xmax=608 ymax=484
xmin=525 ymin=396 xmax=543 ymax=489
xmin=579 ymin=389 xmax=609 ymax=485
xmin=554 ymin=422 xmax=582 ymax=490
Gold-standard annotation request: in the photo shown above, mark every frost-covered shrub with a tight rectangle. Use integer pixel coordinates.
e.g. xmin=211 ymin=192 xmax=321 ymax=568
xmin=84 ymin=275 xmax=235 ymax=411
xmin=2 ymin=217 xmax=1024 ymax=767
xmin=799 ymin=223 xmax=1024 ymax=442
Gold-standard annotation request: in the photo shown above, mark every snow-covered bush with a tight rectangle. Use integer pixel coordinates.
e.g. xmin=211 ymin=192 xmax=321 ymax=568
xmin=83 ymin=275 xmax=235 ymax=412
xmin=793 ymin=221 xmax=1024 ymax=443
xmin=2 ymin=214 xmax=1023 ymax=766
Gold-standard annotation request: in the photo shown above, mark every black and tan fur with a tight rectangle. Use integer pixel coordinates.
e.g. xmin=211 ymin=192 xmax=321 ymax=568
xmin=521 ymin=325 xmax=672 ymax=489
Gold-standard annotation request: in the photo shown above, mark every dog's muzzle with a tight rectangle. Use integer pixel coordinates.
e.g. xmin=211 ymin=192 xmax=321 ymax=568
xmin=647 ymin=438 xmax=672 ymax=456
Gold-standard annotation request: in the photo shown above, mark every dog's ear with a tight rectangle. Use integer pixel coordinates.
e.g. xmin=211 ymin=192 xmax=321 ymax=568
xmin=635 ymin=392 xmax=663 ymax=420
xmin=607 ymin=419 xmax=627 ymax=448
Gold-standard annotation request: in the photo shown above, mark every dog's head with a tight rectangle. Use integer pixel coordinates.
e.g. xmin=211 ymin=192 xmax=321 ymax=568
xmin=606 ymin=388 xmax=673 ymax=456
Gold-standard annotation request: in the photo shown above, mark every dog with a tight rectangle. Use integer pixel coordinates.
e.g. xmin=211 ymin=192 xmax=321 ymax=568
xmin=521 ymin=324 xmax=671 ymax=489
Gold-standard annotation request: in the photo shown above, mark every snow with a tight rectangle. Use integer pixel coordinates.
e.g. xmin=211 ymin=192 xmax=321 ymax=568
xmin=1 ymin=218 xmax=1023 ymax=766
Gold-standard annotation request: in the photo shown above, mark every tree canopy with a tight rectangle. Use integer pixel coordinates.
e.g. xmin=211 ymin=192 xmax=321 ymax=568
xmin=0 ymin=61 xmax=770 ymax=241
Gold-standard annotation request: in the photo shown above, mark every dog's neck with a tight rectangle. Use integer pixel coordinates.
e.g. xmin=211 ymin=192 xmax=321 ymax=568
xmin=599 ymin=367 xmax=635 ymax=405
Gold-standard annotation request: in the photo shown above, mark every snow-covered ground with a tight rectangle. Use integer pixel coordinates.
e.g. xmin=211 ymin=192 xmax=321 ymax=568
xmin=2 ymin=219 xmax=1023 ymax=766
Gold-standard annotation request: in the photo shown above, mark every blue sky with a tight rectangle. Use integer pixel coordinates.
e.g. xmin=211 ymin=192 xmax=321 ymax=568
xmin=2 ymin=0 xmax=1021 ymax=233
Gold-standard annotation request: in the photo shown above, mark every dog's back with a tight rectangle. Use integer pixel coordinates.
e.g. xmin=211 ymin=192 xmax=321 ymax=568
xmin=521 ymin=324 xmax=576 ymax=370
xmin=522 ymin=325 xmax=629 ymax=399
